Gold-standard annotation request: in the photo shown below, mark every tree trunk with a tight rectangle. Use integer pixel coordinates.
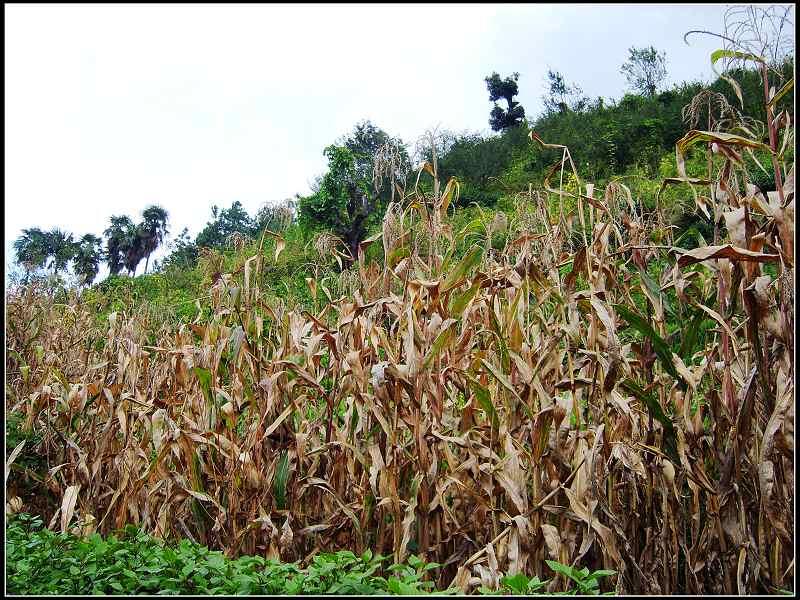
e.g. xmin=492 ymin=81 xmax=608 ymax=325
xmin=144 ymin=254 xmax=150 ymax=274
xmin=347 ymin=236 xmax=360 ymax=268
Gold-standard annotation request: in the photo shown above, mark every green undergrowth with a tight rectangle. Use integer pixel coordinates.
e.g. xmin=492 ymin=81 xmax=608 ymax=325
xmin=6 ymin=513 xmax=616 ymax=595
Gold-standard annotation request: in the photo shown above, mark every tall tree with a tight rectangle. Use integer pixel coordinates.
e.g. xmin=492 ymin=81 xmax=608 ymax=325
xmin=342 ymin=121 xmax=392 ymax=181
xmin=298 ymin=144 xmax=376 ymax=265
xmin=43 ymin=229 xmax=78 ymax=275
xmin=122 ymin=224 xmax=147 ymax=276
xmin=72 ymin=234 xmax=102 ymax=286
xmin=620 ymin=46 xmax=668 ymax=97
xmin=340 ymin=121 xmax=410 ymax=209
xmin=542 ymin=70 xmax=586 ymax=114
xmin=485 ymin=72 xmax=526 ymax=131
xmin=139 ymin=205 xmax=170 ymax=274
xmin=104 ymin=215 xmax=135 ymax=276
xmin=195 ymin=201 xmax=256 ymax=249
xmin=13 ymin=227 xmax=50 ymax=274
xmin=161 ymin=227 xmax=198 ymax=271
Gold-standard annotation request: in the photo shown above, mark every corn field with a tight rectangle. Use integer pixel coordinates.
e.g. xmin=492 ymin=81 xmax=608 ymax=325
xmin=6 ymin=77 xmax=794 ymax=593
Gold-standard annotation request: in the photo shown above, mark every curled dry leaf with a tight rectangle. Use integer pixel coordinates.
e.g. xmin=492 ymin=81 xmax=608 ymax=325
xmin=677 ymin=244 xmax=780 ymax=268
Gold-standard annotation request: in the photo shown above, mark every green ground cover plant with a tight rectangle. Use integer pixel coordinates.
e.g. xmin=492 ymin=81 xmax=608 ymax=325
xmin=6 ymin=514 xmax=614 ymax=595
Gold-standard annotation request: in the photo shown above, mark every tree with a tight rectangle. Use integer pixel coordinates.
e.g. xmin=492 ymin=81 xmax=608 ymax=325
xmin=72 ymin=234 xmax=102 ymax=286
xmin=298 ymin=122 xmax=408 ymax=265
xmin=341 ymin=120 xmax=409 ymax=204
xmin=254 ymin=199 xmax=296 ymax=234
xmin=161 ymin=227 xmax=198 ymax=271
xmin=14 ymin=227 xmax=86 ymax=279
xmin=139 ymin=205 xmax=170 ymax=274
xmin=13 ymin=228 xmax=50 ymax=274
xmin=342 ymin=121 xmax=391 ymax=181
xmin=485 ymin=72 xmax=526 ymax=131
xmin=620 ymin=46 xmax=668 ymax=97
xmin=298 ymin=145 xmax=376 ymax=265
xmin=43 ymin=229 xmax=78 ymax=276
xmin=542 ymin=70 xmax=586 ymax=114
xmin=104 ymin=216 xmax=133 ymax=276
xmin=122 ymin=224 xmax=148 ymax=276
xmin=195 ymin=201 xmax=257 ymax=249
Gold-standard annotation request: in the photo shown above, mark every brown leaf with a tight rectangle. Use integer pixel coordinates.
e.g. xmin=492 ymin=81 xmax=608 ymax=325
xmin=677 ymin=244 xmax=780 ymax=267
xmin=61 ymin=485 xmax=81 ymax=534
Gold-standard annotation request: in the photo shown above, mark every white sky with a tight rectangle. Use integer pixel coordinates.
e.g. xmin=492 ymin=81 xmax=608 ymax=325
xmin=4 ymin=3 xmax=767 ymax=278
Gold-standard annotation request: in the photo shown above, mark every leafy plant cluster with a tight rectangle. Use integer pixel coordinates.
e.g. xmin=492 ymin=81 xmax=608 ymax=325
xmin=6 ymin=514 xmax=616 ymax=596
xmin=489 ymin=562 xmax=616 ymax=596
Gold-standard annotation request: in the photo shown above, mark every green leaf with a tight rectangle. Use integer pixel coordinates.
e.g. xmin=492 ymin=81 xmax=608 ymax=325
xmin=620 ymin=379 xmax=678 ymax=462
xmin=480 ymin=358 xmax=521 ymax=404
xmin=273 ymin=450 xmax=290 ymax=510
xmin=449 ymin=278 xmax=482 ymax=317
xmin=442 ymin=245 xmax=483 ymax=292
xmin=546 ymin=559 xmax=579 ymax=581
xmin=710 ymin=48 xmax=765 ymax=67
xmin=767 ymin=77 xmax=794 ymax=110
xmin=193 ymin=367 xmax=213 ymax=405
xmin=423 ymin=321 xmax=455 ymax=369
xmin=588 ymin=569 xmax=617 ymax=579
xmin=467 ymin=375 xmax=499 ymax=429
xmin=678 ymin=308 xmax=707 ymax=362
xmin=501 ymin=572 xmax=530 ymax=594
xmin=613 ymin=304 xmax=680 ymax=381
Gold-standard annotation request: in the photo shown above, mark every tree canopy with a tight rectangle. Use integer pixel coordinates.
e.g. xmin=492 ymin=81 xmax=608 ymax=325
xmin=485 ymin=72 xmax=526 ymax=131
xmin=621 ymin=46 xmax=668 ymax=97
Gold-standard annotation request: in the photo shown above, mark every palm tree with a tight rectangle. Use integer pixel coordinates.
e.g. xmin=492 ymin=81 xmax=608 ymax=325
xmin=104 ymin=216 xmax=134 ymax=276
xmin=43 ymin=229 xmax=78 ymax=275
xmin=139 ymin=205 xmax=169 ymax=274
xmin=121 ymin=223 xmax=148 ymax=276
xmin=72 ymin=234 xmax=102 ymax=286
xmin=13 ymin=228 xmax=50 ymax=273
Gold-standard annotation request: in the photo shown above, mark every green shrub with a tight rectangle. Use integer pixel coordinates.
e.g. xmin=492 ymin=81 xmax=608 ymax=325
xmin=5 ymin=514 xmax=455 ymax=596
xmin=6 ymin=514 xmax=616 ymax=595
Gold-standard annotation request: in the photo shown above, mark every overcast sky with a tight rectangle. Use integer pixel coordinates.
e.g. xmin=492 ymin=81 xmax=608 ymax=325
xmin=5 ymin=3 xmax=765 ymax=278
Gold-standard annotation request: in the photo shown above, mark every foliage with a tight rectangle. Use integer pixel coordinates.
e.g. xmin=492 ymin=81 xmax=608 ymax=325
xmin=6 ymin=513 xmax=615 ymax=596
xmin=298 ymin=145 xmax=376 ymax=264
xmin=5 ymin=514 xmax=456 ymax=596
xmin=543 ymin=561 xmax=616 ymax=595
xmin=620 ymin=46 xmax=668 ymax=97
xmin=195 ymin=201 xmax=258 ymax=250
xmin=13 ymin=227 xmax=78 ymax=276
xmin=542 ymin=69 xmax=588 ymax=114
xmin=5 ymin=411 xmax=45 ymax=473
xmin=485 ymin=72 xmax=526 ymax=131
xmin=160 ymin=227 xmax=200 ymax=271
xmin=13 ymin=227 xmax=51 ymax=273
xmin=71 ymin=234 xmax=103 ymax=286
xmin=139 ymin=205 xmax=170 ymax=274
xmin=342 ymin=120 xmax=408 ymax=188
xmin=103 ymin=215 xmax=134 ymax=276
xmin=254 ymin=198 xmax=297 ymax=234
